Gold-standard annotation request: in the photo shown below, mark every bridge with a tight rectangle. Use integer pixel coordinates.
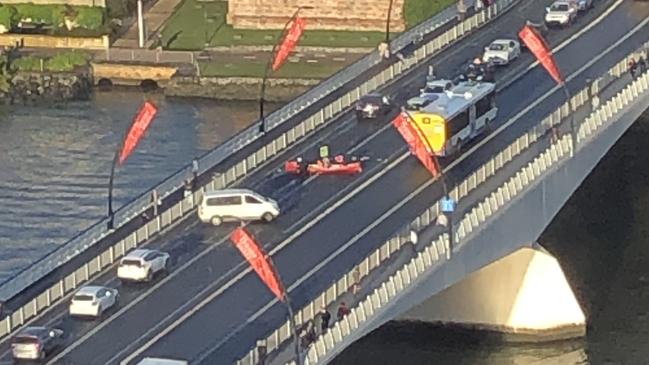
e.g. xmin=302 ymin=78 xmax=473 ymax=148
xmin=0 ymin=0 xmax=647 ymax=364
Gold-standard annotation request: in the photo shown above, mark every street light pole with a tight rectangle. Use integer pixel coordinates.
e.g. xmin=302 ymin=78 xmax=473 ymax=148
xmin=259 ymin=6 xmax=313 ymax=134
xmin=561 ymin=84 xmax=576 ymax=155
xmin=385 ymin=0 xmax=394 ymax=44
xmin=137 ymin=0 xmax=145 ymax=48
xmin=401 ymin=108 xmax=454 ymax=256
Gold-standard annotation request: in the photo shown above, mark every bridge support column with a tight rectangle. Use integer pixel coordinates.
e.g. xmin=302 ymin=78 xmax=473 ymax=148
xmin=400 ymin=246 xmax=586 ymax=342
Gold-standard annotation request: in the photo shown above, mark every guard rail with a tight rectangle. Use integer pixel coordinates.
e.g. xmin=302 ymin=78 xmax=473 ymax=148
xmin=0 ymin=0 xmax=517 ymax=340
xmin=233 ymin=41 xmax=649 ymax=365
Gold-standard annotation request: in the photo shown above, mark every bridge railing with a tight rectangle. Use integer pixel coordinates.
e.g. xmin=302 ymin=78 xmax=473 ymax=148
xmin=0 ymin=0 xmax=516 ymax=341
xmin=232 ymin=42 xmax=649 ymax=365
xmin=298 ymin=69 xmax=649 ymax=365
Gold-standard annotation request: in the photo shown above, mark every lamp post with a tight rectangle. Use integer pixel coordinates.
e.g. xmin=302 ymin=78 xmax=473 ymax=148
xmin=561 ymin=85 xmax=576 ymax=154
xmin=137 ymin=0 xmax=145 ymax=48
xmin=401 ymin=108 xmax=454 ymax=257
xmin=259 ymin=5 xmax=314 ymax=133
xmin=385 ymin=0 xmax=395 ymax=43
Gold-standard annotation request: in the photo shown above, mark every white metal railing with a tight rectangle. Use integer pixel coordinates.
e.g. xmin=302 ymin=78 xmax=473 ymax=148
xmin=0 ymin=0 xmax=519 ymax=341
xmin=231 ymin=42 xmax=649 ymax=365
xmin=294 ymin=54 xmax=649 ymax=365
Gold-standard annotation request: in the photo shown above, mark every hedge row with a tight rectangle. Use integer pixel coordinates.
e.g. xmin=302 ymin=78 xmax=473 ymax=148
xmin=0 ymin=3 xmax=105 ymax=31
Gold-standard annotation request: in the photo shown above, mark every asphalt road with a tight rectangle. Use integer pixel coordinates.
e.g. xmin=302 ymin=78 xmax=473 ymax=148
xmin=2 ymin=0 xmax=648 ymax=364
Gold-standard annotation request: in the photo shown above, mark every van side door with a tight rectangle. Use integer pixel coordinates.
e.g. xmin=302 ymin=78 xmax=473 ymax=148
xmin=243 ymin=194 xmax=265 ymax=219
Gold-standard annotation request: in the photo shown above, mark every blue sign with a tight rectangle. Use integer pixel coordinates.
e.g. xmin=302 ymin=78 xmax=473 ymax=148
xmin=441 ymin=197 xmax=456 ymax=213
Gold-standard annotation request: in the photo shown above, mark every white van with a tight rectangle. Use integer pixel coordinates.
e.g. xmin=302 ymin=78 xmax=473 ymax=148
xmin=136 ymin=358 xmax=188 ymax=365
xmin=198 ymin=189 xmax=280 ymax=226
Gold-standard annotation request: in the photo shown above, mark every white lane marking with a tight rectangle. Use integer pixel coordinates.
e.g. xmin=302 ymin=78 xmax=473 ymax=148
xmin=0 ymin=218 xmax=203 ymax=356
xmin=126 ymin=5 xmax=648 ymax=364
xmin=118 ymin=152 xmax=411 ymax=365
xmin=44 ymin=233 xmax=234 ymax=364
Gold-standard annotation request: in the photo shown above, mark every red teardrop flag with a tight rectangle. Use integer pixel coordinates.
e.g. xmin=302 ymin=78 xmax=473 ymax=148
xmin=393 ymin=112 xmax=440 ymax=177
xmin=272 ymin=17 xmax=307 ymax=72
xmin=519 ymin=24 xmax=564 ymax=85
xmin=118 ymin=101 xmax=158 ymax=165
xmin=230 ymin=227 xmax=286 ymax=302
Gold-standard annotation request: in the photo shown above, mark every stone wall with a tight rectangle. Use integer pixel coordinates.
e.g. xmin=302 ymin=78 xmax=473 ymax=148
xmin=0 ymin=68 xmax=93 ymax=105
xmin=165 ymin=76 xmax=320 ymax=101
xmin=0 ymin=0 xmax=105 ymax=7
xmin=0 ymin=34 xmax=109 ymax=50
xmin=91 ymin=62 xmax=179 ymax=84
xmin=226 ymin=0 xmax=405 ymax=32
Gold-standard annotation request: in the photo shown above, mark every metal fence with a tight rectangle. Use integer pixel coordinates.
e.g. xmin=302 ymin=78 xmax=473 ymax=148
xmin=0 ymin=0 xmax=517 ymax=340
xmin=299 ymin=67 xmax=649 ymax=363
xmin=232 ymin=41 xmax=649 ymax=365
xmin=94 ymin=48 xmax=196 ymax=64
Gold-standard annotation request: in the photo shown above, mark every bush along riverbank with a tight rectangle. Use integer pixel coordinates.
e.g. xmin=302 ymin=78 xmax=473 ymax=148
xmin=0 ymin=50 xmax=93 ymax=104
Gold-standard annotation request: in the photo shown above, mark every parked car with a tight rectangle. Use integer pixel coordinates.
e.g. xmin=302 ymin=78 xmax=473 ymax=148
xmin=482 ymin=39 xmax=521 ymax=65
xmin=117 ymin=249 xmax=170 ymax=283
xmin=545 ymin=1 xmax=578 ymax=28
xmin=69 ymin=285 xmax=119 ymax=318
xmin=198 ymin=189 xmax=280 ymax=226
xmin=11 ymin=326 xmax=64 ymax=361
xmin=355 ymin=93 xmax=392 ymax=120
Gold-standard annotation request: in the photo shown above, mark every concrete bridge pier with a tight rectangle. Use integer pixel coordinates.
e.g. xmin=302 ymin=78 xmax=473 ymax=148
xmin=399 ymin=244 xmax=586 ymax=342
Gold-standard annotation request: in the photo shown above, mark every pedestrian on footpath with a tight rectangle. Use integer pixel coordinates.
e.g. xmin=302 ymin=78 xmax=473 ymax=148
xmin=337 ymin=302 xmax=350 ymax=321
xmin=319 ymin=306 xmax=331 ymax=333
xmin=351 ymin=267 xmax=361 ymax=295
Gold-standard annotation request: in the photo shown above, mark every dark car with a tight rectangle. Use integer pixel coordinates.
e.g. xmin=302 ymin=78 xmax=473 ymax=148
xmin=456 ymin=59 xmax=496 ymax=83
xmin=355 ymin=93 xmax=392 ymax=120
xmin=11 ymin=326 xmax=64 ymax=361
xmin=520 ymin=21 xmax=549 ymax=50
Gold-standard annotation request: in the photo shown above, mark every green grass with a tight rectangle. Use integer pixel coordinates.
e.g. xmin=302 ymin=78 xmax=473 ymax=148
xmin=199 ymin=60 xmax=343 ymax=79
xmin=12 ymin=51 xmax=89 ymax=72
xmin=159 ymin=0 xmax=391 ymax=51
xmin=404 ymin=0 xmax=456 ymax=28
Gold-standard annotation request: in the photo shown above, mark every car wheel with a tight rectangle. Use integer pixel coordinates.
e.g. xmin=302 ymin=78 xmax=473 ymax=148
xmin=145 ymin=270 xmax=153 ymax=282
xmin=40 ymin=350 xmax=46 ymax=360
xmin=262 ymin=212 xmax=275 ymax=223
xmin=211 ymin=216 xmax=222 ymax=226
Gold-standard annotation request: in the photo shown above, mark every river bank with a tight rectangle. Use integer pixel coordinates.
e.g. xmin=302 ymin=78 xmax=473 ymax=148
xmin=0 ymin=68 xmax=93 ymax=105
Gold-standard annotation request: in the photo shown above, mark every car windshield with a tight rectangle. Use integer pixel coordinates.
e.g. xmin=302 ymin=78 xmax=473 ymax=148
xmin=121 ymin=259 xmax=142 ymax=267
xmin=73 ymin=294 xmax=94 ymax=301
xmin=551 ymin=3 xmax=569 ymax=11
xmin=423 ymin=86 xmax=444 ymax=93
xmin=13 ymin=336 xmax=39 ymax=344
xmin=489 ymin=43 xmax=505 ymax=51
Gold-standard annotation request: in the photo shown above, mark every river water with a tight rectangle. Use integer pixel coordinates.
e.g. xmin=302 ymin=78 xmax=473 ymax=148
xmin=0 ymin=91 xmax=276 ymax=282
xmin=333 ymin=108 xmax=649 ymax=365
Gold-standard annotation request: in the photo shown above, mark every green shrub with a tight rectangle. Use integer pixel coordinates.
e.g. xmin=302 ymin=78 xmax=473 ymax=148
xmin=14 ymin=3 xmax=54 ymax=25
xmin=45 ymin=51 xmax=88 ymax=72
xmin=0 ymin=5 xmax=18 ymax=30
xmin=13 ymin=55 xmax=42 ymax=71
xmin=74 ymin=6 xmax=104 ymax=30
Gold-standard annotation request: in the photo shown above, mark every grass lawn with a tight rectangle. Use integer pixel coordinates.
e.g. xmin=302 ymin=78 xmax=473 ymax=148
xmin=404 ymin=0 xmax=456 ymax=28
xmin=199 ymin=59 xmax=343 ymax=79
xmin=160 ymin=0 xmax=391 ymax=51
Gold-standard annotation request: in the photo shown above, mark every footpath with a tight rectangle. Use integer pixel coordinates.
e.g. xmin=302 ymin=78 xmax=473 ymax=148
xmin=111 ymin=0 xmax=183 ymax=49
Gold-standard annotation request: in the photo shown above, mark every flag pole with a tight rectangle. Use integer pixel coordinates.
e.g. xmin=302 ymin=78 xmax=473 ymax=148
xmin=401 ymin=108 xmax=454 ymax=255
xmin=107 ymin=149 xmax=120 ymax=230
xmin=259 ymin=6 xmax=312 ymax=134
xmin=265 ymin=254 xmax=302 ymax=365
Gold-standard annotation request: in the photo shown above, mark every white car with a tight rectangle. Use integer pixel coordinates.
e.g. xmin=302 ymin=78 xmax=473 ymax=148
xmin=117 ymin=249 xmax=170 ymax=282
xmin=482 ymin=39 xmax=521 ymax=65
xmin=406 ymin=79 xmax=453 ymax=110
xmin=69 ymin=285 xmax=119 ymax=318
xmin=545 ymin=1 xmax=578 ymax=27
xmin=198 ymin=189 xmax=280 ymax=226
xmin=573 ymin=0 xmax=593 ymax=11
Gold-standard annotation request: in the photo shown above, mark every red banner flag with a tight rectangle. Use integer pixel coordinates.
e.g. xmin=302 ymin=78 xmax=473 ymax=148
xmin=272 ymin=17 xmax=306 ymax=72
xmin=519 ymin=24 xmax=564 ymax=85
xmin=392 ymin=112 xmax=440 ymax=177
xmin=118 ymin=101 xmax=158 ymax=165
xmin=230 ymin=227 xmax=286 ymax=302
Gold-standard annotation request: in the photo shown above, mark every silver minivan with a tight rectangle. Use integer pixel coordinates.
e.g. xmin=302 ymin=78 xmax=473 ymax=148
xmin=198 ymin=189 xmax=280 ymax=226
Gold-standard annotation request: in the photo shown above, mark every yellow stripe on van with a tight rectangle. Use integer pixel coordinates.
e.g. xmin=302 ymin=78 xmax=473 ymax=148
xmin=412 ymin=113 xmax=446 ymax=155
